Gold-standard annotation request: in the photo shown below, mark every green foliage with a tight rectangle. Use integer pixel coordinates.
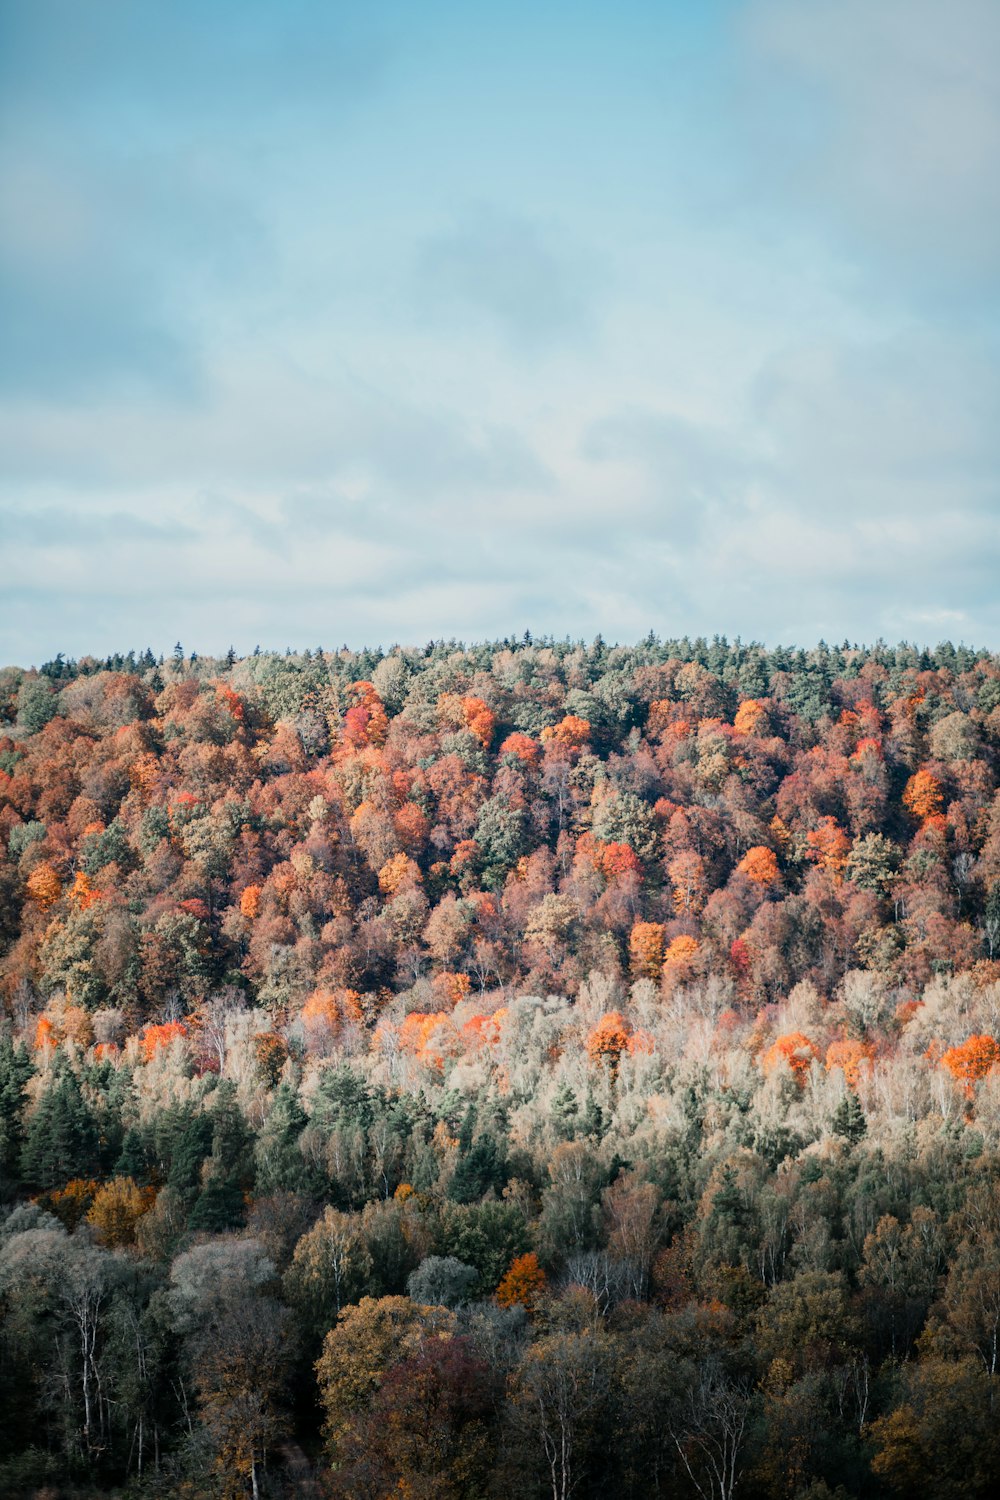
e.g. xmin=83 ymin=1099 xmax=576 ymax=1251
xmin=16 ymin=679 xmax=58 ymax=734
xmin=7 ymin=821 xmax=45 ymax=860
xmin=21 ymin=1061 xmax=101 ymax=1190
xmin=832 ymin=1091 xmax=867 ymax=1145
xmin=0 ymin=1032 xmax=33 ymax=1196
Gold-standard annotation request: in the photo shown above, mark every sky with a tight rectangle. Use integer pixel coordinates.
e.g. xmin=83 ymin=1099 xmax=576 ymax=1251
xmin=1 ymin=0 xmax=998 ymax=665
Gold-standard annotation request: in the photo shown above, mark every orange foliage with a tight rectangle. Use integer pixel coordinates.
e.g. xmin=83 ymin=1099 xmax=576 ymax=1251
xmin=140 ymin=1021 xmax=187 ymax=1061
xmin=432 ymin=971 xmax=471 ymax=1008
xmin=496 ymin=1251 xmax=548 ymax=1314
xmin=299 ymin=989 xmax=341 ymax=1049
xmin=499 ymin=732 xmax=541 ymax=768
xmin=629 ymin=921 xmax=666 ymax=980
xmin=34 ymin=1015 xmax=56 ymax=1051
xmin=825 ymin=1038 xmax=874 ymax=1089
xmin=805 ymin=816 xmax=851 ymax=878
xmin=128 ymin=752 xmax=160 ymax=799
xmin=342 ymin=682 xmax=389 ymax=748
xmin=940 ymin=1034 xmax=1000 ymax=1093
xmin=33 ymin=1003 xmax=92 ymax=1051
xmin=44 ymin=1178 xmax=99 ymax=1231
xmin=734 ymin=699 xmax=768 ymax=735
xmin=254 ymin=1031 xmax=288 ymax=1085
xmin=461 ymin=696 xmax=496 ymax=749
xmin=586 ymin=1011 xmax=632 ymax=1071
xmin=240 ymin=883 xmax=262 ymax=919
xmin=598 ymin=841 xmax=642 ymax=880
xmin=903 ymin=768 xmax=944 ymax=822
xmin=399 ymin=1010 xmax=459 ymax=1070
xmin=378 ymin=853 xmax=422 ymax=896
xmin=646 ymin=701 xmax=675 ymax=738
xmin=215 ymin=683 xmax=245 ymax=722
xmin=737 ymin=846 xmax=780 ymax=886
xmin=663 ymin=935 xmax=700 ymax=974
xmin=26 ymin=862 xmax=62 ymax=909
xmin=541 ymin=715 xmax=591 ymax=749
xmin=668 ymin=850 xmax=706 ymax=915
xmin=762 ymin=1031 xmax=820 ymax=1085
xmin=86 ymin=1177 xmax=156 ymax=1247
xmin=69 ymin=870 xmax=101 ymax=910
xmin=449 ymin=840 xmax=479 ymax=875
xmin=394 ymin=802 xmax=430 ymax=854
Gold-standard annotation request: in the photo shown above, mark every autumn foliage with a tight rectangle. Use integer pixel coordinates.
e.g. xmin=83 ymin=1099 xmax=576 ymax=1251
xmin=1 ymin=634 xmax=1000 ymax=1498
xmin=139 ymin=1021 xmax=187 ymax=1060
xmin=496 ymin=1252 xmax=548 ymax=1314
xmin=737 ymin=846 xmax=781 ymax=886
xmin=903 ymin=768 xmax=944 ymax=822
xmin=762 ymin=1031 xmax=820 ymax=1085
xmin=940 ymin=1034 xmax=1000 ymax=1093
xmin=586 ymin=1011 xmax=631 ymax=1071
xmin=629 ymin=921 xmax=665 ymax=980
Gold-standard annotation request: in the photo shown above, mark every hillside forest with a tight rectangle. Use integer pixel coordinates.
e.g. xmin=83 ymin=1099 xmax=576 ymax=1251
xmin=1 ymin=634 xmax=1000 ymax=1499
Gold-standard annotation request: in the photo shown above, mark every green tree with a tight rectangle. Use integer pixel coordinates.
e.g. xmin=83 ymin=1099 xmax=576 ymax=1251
xmin=0 ymin=1030 xmax=33 ymax=1197
xmin=21 ymin=1061 xmax=100 ymax=1190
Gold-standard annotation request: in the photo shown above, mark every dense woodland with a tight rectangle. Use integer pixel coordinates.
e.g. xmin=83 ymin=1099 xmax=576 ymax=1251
xmin=2 ymin=634 xmax=1000 ymax=1499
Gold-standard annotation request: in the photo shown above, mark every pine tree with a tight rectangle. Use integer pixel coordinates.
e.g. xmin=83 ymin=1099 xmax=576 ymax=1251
xmin=0 ymin=1030 xmax=34 ymax=1197
xmin=832 ymin=1091 xmax=867 ymax=1145
xmin=21 ymin=1060 xmax=100 ymax=1189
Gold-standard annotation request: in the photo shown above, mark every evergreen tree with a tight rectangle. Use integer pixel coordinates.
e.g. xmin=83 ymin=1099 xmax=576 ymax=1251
xmin=114 ymin=1126 xmax=150 ymax=1183
xmin=0 ymin=1031 xmax=34 ymax=1197
xmin=255 ymin=1082 xmax=312 ymax=1193
xmin=21 ymin=1061 xmax=100 ymax=1189
xmin=832 ymin=1091 xmax=867 ymax=1145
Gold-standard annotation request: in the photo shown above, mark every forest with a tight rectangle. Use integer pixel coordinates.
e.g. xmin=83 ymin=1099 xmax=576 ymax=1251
xmin=1 ymin=633 xmax=999 ymax=1499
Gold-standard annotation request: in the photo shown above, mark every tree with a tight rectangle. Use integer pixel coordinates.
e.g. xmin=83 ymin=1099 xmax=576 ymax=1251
xmin=667 ymin=1350 xmax=753 ymax=1500
xmin=0 ymin=1030 xmax=33 ymax=1196
xmin=17 ymin=678 xmax=57 ymax=734
xmin=586 ymin=1012 xmax=631 ymax=1073
xmin=983 ymin=881 xmax=1000 ymax=960
xmin=284 ymin=1206 xmax=373 ymax=1334
xmin=737 ymin=847 xmax=780 ymax=886
xmin=407 ymin=1254 xmax=477 ymax=1308
xmin=761 ymin=1032 xmax=819 ymax=1088
xmin=870 ymin=1355 xmax=1000 ymax=1500
xmin=329 ymin=1335 xmax=497 ymax=1500
xmin=805 ymin=816 xmax=851 ymax=879
xmin=831 ymin=1091 xmax=866 ymax=1145
xmin=86 ymin=1177 xmax=154 ymax=1248
xmin=510 ymin=1330 xmax=613 ymax=1500
xmin=940 ymin=1035 xmax=1000 ymax=1094
xmin=21 ymin=1060 xmax=101 ymax=1190
xmin=316 ymin=1295 xmax=456 ymax=1458
xmin=903 ymin=769 xmax=944 ymax=822
xmin=254 ymin=1080 xmax=312 ymax=1193
xmin=845 ymin=832 xmax=900 ymax=894
xmin=630 ymin=921 xmax=665 ymax=980
xmin=25 ymin=861 xmax=62 ymax=909
xmin=170 ymin=1239 xmax=290 ymax=1500
xmin=497 ymin=1252 xmax=548 ymax=1315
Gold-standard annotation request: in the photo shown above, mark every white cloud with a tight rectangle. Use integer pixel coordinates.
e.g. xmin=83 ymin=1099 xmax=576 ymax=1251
xmin=742 ymin=0 xmax=1000 ymax=280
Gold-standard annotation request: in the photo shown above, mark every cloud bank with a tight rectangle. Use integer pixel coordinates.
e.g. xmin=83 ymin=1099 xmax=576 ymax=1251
xmin=1 ymin=0 xmax=997 ymax=664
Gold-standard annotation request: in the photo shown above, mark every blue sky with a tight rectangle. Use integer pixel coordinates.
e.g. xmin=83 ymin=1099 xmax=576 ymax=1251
xmin=1 ymin=0 xmax=998 ymax=664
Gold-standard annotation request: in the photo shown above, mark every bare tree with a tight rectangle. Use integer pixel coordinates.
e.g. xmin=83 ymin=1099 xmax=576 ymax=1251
xmin=668 ymin=1354 xmax=752 ymax=1500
